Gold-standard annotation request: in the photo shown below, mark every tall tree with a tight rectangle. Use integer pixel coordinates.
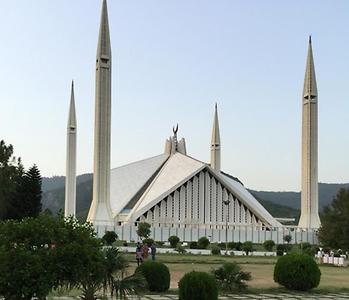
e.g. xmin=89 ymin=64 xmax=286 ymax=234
xmin=14 ymin=165 xmax=42 ymax=219
xmin=0 ymin=140 xmax=22 ymax=220
xmin=318 ymin=188 xmax=349 ymax=250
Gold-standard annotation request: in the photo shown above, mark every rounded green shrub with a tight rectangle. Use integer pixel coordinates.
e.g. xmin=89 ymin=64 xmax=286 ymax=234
xmin=198 ymin=237 xmax=210 ymax=249
xmin=263 ymin=240 xmax=275 ymax=252
xmin=102 ymin=231 xmax=118 ymax=245
xmin=189 ymin=241 xmax=198 ymax=249
xmin=227 ymin=242 xmax=236 ymax=250
xmin=136 ymin=261 xmax=170 ymax=292
xmin=142 ymin=238 xmax=154 ymax=247
xmin=274 ymin=253 xmax=321 ymax=291
xmin=179 ymin=271 xmax=218 ymax=300
xmin=242 ymin=241 xmax=253 ymax=255
xmin=218 ymin=242 xmax=226 ymax=249
xmin=168 ymin=235 xmax=180 ymax=248
xmin=276 ymin=244 xmax=286 ymax=256
xmin=235 ymin=242 xmax=242 ymax=251
xmin=211 ymin=245 xmax=221 ymax=255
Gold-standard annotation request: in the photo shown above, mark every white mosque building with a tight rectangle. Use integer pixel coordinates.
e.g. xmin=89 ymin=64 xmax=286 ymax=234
xmin=64 ymin=0 xmax=320 ymax=243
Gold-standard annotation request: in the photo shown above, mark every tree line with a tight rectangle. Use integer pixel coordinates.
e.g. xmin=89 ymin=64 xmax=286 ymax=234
xmin=0 ymin=140 xmax=42 ymax=221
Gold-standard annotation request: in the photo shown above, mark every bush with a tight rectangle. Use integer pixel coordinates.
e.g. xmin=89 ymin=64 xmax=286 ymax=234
xmin=156 ymin=241 xmax=165 ymax=247
xmin=211 ymin=245 xmax=221 ymax=255
xmin=212 ymin=262 xmax=251 ymax=292
xmin=283 ymin=234 xmax=292 ymax=244
xmin=189 ymin=241 xmax=198 ymax=249
xmin=168 ymin=235 xmax=180 ymax=248
xmin=276 ymin=244 xmax=286 ymax=256
xmin=263 ymin=240 xmax=275 ymax=252
xmin=102 ymin=231 xmax=118 ymax=246
xmin=218 ymin=242 xmax=226 ymax=249
xmin=242 ymin=241 xmax=253 ymax=256
xmin=136 ymin=261 xmax=170 ymax=292
xmin=299 ymin=242 xmax=318 ymax=256
xmin=228 ymin=242 xmax=236 ymax=250
xmin=227 ymin=242 xmax=236 ymax=250
xmin=198 ymin=237 xmax=210 ymax=249
xmin=0 ymin=247 xmax=53 ymax=300
xmin=274 ymin=253 xmax=321 ymax=291
xmin=179 ymin=271 xmax=218 ymax=300
xmin=175 ymin=244 xmax=187 ymax=254
xmin=143 ymin=238 xmax=154 ymax=247
xmin=136 ymin=222 xmax=151 ymax=239
xmin=235 ymin=242 xmax=242 ymax=251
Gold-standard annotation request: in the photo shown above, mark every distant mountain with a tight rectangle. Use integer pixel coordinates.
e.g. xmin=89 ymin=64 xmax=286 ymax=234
xmin=42 ymin=174 xmax=93 ymax=221
xmin=41 ymin=173 xmax=349 ymax=223
xmin=249 ymin=182 xmax=349 ymax=211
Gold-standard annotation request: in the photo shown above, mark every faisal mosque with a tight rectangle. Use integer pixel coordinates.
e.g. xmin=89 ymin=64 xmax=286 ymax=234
xmin=64 ymin=0 xmax=320 ymax=241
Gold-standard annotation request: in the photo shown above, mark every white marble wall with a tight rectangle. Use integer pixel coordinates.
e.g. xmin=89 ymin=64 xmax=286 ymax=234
xmin=136 ymin=170 xmax=264 ymax=229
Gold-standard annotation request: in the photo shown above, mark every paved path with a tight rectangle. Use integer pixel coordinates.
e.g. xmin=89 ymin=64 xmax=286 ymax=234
xmin=125 ymin=293 xmax=349 ymax=300
xmin=54 ymin=293 xmax=349 ymax=300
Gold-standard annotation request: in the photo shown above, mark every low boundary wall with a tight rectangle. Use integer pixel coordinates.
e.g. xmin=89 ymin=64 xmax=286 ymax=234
xmin=95 ymin=223 xmax=318 ymax=244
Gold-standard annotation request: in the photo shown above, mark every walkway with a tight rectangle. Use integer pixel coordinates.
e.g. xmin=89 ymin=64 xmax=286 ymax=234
xmin=126 ymin=293 xmax=349 ymax=299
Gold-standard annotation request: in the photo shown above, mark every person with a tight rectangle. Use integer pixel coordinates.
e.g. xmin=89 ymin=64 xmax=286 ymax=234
xmin=142 ymin=242 xmax=149 ymax=261
xmin=151 ymin=243 xmax=156 ymax=261
xmin=136 ymin=242 xmax=143 ymax=266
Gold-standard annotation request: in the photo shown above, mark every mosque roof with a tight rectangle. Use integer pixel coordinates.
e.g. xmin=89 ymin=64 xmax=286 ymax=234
xmin=109 ymin=151 xmax=281 ymax=227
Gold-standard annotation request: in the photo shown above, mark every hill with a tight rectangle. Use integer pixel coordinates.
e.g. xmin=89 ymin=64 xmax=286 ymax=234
xmin=41 ymin=173 xmax=349 ymax=223
xmin=249 ymin=182 xmax=349 ymax=211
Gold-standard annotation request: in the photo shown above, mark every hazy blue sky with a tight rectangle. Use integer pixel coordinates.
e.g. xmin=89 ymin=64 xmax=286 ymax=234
xmin=1 ymin=0 xmax=348 ymax=191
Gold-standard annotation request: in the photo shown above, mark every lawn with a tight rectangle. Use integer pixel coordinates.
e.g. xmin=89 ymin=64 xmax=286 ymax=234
xmin=125 ymin=253 xmax=349 ymax=292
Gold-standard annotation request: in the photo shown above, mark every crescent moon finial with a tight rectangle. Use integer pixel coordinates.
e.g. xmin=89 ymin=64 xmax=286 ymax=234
xmin=173 ymin=123 xmax=178 ymax=134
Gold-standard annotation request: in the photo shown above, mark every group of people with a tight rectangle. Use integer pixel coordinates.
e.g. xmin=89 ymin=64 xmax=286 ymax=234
xmin=135 ymin=241 xmax=156 ymax=266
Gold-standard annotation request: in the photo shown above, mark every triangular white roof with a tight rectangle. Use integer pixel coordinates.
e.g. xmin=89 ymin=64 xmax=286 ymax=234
xmin=128 ymin=152 xmax=205 ymax=219
xmin=218 ymin=172 xmax=281 ymax=227
xmin=109 ymin=151 xmax=281 ymax=227
xmin=109 ymin=154 xmax=169 ymax=216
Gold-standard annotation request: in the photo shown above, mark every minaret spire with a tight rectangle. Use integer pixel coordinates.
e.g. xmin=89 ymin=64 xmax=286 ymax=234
xmin=97 ymin=0 xmax=111 ymax=58
xmin=298 ymin=36 xmax=321 ymax=229
xmin=211 ymin=103 xmax=221 ymax=172
xmin=303 ymin=35 xmax=317 ymax=100
xmin=65 ymin=80 xmax=77 ymax=217
xmin=87 ymin=0 xmax=113 ymax=226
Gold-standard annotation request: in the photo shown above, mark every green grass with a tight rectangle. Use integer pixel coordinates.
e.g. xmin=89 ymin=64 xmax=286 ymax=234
xmin=48 ymin=254 xmax=349 ymax=296
xmin=124 ymin=253 xmax=349 ymax=291
xmin=124 ymin=252 xmax=278 ymax=265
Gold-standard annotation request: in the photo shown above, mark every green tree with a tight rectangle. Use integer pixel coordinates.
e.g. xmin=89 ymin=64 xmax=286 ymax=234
xmin=0 ymin=140 xmax=22 ymax=220
xmin=0 ymin=214 xmax=145 ymax=300
xmin=319 ymin=188 xmax=349 ymax=250
xmin=13 ymin=165 xmax=42 ymax=220
xmin=102 ymin=231 xmax=118 ymax=246
xmin=198 ymin=236 xmax=210 ymax=249
xmin=0 ymin=246 xmax=54 ymax=300
xmin=136 ymin=222 xmax=151 ymax=240
xmin=284 ymin=234 xmax=292 ymax=244
xmin=242 ymin=241 xmax=253 ymax=256
xmin=168 ymin=235 xmax=180 ymax=248
xmin=263 ymin=240 xmax=275 ymax=252
xmin=0 ymin=141 xmax=42 ymax=221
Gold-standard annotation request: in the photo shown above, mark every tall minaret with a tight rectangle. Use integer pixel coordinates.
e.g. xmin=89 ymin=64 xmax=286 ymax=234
xmin=87 ymin=0 xmax=113 ymax=225
xmin=211 ymin=103 xmax=221 ymax=172
xmin=65 ymin=81 xmax=77 ymax=217
xmin=298 ymin=36 xmax=321 ymax=229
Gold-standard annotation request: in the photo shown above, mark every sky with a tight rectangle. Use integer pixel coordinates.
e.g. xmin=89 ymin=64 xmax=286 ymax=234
xmin=0 ymin=0 xmax=348 ymax=192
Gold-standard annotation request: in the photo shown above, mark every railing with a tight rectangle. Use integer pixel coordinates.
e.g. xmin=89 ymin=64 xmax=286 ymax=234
xmin=94 ymin=221 xmax=319 ymax=245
